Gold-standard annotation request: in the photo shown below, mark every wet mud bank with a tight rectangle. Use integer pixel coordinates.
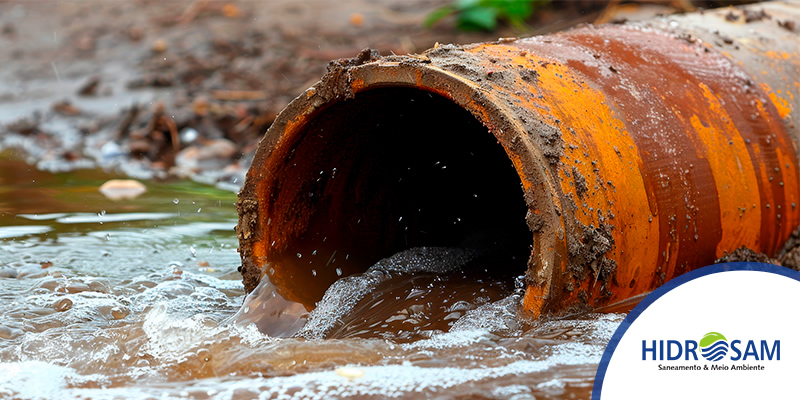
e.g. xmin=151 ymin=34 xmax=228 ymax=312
xmin=238 ymin=1 xmax=800 ymax=320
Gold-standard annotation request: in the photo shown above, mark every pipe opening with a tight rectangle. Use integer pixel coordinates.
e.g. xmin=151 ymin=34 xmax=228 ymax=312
xmin=265 ymin=87 xmax=531 ymax=307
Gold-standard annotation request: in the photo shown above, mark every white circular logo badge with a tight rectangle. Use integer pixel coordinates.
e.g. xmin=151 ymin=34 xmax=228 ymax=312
xmin=594 ymin=263 xmax=800 ymax=399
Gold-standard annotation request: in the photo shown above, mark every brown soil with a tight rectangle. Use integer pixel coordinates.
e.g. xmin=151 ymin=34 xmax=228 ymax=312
xmin=0 ymin=0 xmax=614 ymax=187
xmin=717 ymin=226 xmax=800 ymax=271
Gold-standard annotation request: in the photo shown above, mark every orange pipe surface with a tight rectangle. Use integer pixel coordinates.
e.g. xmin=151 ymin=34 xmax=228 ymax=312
xmin=237 ymin=1 xmax=800 ymax=318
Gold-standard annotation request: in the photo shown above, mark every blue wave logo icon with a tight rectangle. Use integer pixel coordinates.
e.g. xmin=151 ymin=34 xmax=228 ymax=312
xmin=700 ymin=332 xmax=728 ymax=361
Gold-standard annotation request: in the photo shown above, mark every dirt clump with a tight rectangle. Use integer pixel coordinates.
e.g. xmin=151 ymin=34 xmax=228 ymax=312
xmin=714 ymin=225 xmax=800 ymax=271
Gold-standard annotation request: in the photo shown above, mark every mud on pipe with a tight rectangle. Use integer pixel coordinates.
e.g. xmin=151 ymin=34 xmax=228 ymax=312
xmin=236 ymin=1 xmax=800 ymax=318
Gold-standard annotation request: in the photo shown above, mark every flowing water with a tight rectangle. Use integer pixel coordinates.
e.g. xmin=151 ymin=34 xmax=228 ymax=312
xmin=0 ymin=157 xmax=623 ymax=399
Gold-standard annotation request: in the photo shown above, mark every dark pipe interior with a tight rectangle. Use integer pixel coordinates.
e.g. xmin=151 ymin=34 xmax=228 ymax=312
xmin=269 ymin=88 xmax=531 ymax=306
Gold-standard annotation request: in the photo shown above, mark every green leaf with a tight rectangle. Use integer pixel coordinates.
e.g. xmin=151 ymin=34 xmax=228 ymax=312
xmin=699 ymin=332 xmax=728 ymax=348
xmin=423 ymin=5 xmax=457 ymax=28
xmin=456 ymin=6 xmax=498 ymax=31
xmin=456 ymin=0 xmax=483 ymax=10
xmin=485 ymin=0 xmax=534 ymax=19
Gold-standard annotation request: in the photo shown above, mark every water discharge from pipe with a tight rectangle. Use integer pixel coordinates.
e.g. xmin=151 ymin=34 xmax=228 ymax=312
xmin=237 ymin=1 xmax=800 ymax=333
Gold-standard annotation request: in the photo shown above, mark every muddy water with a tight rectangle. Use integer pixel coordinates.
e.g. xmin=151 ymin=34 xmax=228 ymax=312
xmin=0 ymin=158 xmax=622 ymax=399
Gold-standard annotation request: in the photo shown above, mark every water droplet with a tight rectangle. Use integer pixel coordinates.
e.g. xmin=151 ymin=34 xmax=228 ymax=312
xmin=297 ymin=253 xmax=302 ymax=259
xmin=336 ymin=268 xmax=342 ymax=276
xmin=173 ymin=198 xmax=179 ymax=204
xmin=98 ymin=210 xmax=106 ymax=216
xmin=197 ymin=208 xmax=202 ymax=213
xmin=311 ymin=269 xmax=317 ymax=277
xmin=312 ymin=250 xmax=317 ymax=256
xmin=190 ymin=246 xmax=197 ymax=257
xmin=244 ymin=306 xmax=250 ymax=313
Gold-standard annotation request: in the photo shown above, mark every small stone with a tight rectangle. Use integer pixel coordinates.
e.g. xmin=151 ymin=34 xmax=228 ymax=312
xmin=349 ymin=13 xmax=364 ymax=27
xmin=335 ymin=367 xmax=365 ymax=379
xmin=128 ymin=26 xmax=144 ymax=41
xmin=152 ymin=38 xmax=168 ymax=53
xmin=175 ymin=139 xmax=238 ymax=172
xmin=99 ymin=179 xmax=147 ymax=200
xmin=222 ymin=4 xmax=240 ymax=18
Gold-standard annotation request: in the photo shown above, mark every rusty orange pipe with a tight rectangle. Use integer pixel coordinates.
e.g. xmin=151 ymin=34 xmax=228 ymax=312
xmin=237 ymin=1 xmax=800 ymax=318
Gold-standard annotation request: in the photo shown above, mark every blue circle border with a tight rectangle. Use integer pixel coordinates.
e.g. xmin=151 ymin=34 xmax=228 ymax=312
xmin=591 ymin=262 xmax=800 ymax=399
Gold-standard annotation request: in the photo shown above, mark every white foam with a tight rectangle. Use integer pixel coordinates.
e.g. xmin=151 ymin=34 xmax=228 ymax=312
xmin=182 ymin=271 xmax=245 ymax=291
xmin=0 ymin=225 xmax=53 ymax=239
xmin=55 ymin=212 xmax=175 ymax=224
xmin=296 ymin=247 xmax=474 ymax=339
xmin=451 ymin=294 xmax=521 ymax=334
xmin=0 ymin=361 xmax=105 ymax=399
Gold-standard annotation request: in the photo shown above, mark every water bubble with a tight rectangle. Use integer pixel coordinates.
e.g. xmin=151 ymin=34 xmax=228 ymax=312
xmin=173 ymin=198 xmax=179 ymax=204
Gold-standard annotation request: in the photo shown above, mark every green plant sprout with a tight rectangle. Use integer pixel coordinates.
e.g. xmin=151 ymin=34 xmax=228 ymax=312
xmin=424 ymin=0 xmax=550 ymax=32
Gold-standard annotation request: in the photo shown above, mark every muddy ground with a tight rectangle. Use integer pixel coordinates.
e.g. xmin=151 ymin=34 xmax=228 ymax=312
xmin=2 ymin=1 xmax=740 ymax=185
xmin=0 ymin=0 xmax=615 ymax=187
xmin=2 ymin=0 xmax=792 ymax=267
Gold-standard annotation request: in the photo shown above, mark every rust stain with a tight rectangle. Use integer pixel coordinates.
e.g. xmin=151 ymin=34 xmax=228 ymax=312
xmin=689 ymin=83 xmax=760 ymax=257
xmin=761 ymin=82 xmax=792 ymax=118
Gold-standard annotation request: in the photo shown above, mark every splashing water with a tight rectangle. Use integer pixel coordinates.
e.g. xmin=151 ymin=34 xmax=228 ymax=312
xmin=0 ymin=160 xmax=623 ymax=399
